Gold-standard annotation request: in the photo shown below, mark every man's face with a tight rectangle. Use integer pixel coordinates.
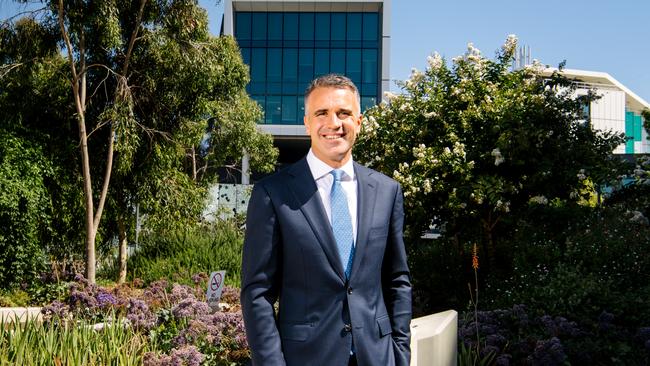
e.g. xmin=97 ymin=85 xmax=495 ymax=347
xmin=304 ymin=86 xmax=362 ymax=168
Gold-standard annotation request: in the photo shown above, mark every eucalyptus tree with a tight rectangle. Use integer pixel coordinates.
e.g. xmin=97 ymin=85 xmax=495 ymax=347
xmin=1 ymin=1 xmax=276 ymax=283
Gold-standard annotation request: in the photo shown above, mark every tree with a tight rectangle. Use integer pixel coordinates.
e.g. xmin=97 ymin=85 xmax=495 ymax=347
xmin=0 ymin=131 xmax=51 ymax=288
xmin=1 ymin=15 xmax=87 ymax=286
xmin=354 ymin=36 xmax=625 ymax=270
xmin=1 ymin=1 xmax=277 ymax=283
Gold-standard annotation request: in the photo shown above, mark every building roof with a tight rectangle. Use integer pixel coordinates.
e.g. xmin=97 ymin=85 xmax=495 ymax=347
xmin=230 ymin=0 xmax=384 ymax=12
xmin=542 ymin=68 xmax=650 ymax=113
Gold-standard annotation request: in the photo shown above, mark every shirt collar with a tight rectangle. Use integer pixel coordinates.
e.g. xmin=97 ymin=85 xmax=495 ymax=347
xmin=306 ymin=149 xmax=355 ymax=181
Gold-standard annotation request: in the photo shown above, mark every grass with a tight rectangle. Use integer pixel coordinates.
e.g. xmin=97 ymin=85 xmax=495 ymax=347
xmin=0 ymin=316 xmax=158 ymax=365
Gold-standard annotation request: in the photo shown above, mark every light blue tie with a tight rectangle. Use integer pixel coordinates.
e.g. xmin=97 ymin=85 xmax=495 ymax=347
xmin=330 ymin=169 xmax=355 ymax=279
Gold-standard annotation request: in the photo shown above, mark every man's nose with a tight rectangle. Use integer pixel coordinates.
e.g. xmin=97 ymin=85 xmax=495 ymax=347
xmin=325 ymin=113 xmax=343 ymax=129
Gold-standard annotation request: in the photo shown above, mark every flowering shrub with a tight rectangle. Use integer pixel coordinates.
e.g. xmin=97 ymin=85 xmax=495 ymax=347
xmin=144 ymin=345 xmax=205 ymax=366
xmin=355 ymin=35 xmax=625 ymax=271
xmin=459 ymin=305 xmax=649 ymax=365
xmin=41 ymin=274 xmax=250 ymax=365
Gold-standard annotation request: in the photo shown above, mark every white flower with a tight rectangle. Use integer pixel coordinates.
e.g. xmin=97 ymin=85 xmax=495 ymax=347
xmin=491 ymin=148 xmax=504 ymax=166
xmin=408 ymin=67 xmax=424 ymax=84
xmin=529 ymin=195 xmax=548 ymax=205
xmin=628 ymin=210 xmax=649 ymax=225
xmin=423 ymin=179 xmax=432 ymax=194
xmin=466 ymin=42 xmax=481 ymax=57
xmin=423 ymin=111 xmax=437 ymax=119
xmin=504 ymin=34 xmax=518 ymax=54
xmin=383 ymin=91 xmax=398 ymax=101
xmin=427 ymin=52 xmax=443 ymax=71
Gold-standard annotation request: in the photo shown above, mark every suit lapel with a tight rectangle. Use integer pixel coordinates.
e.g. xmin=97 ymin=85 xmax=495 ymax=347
xmin=350 ymin=162 xmax=378 ymax=280
xmin=288 ymin=158 xmax=346 ymax=282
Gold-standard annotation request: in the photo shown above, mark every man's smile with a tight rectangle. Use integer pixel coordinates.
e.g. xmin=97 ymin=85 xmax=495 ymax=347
xmin=321 ymin=132 xmax=347 ymax=140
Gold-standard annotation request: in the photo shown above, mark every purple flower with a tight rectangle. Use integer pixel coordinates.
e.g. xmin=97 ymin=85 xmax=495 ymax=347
xmin=96 ymin=291 xmax=118 ymax=309
xmin=527 ymin=337 xmax=567 ymax=366
xmin=69 ymin=289 xmax=98 ymax=310
xmin=495 ymin=354 xmax=511 ymax=366
xmin=126 ymin=299 xmax=156 ymax=331
xmin=598 ymin=311 xmax=615 ymax=324
xmin=235 ymin=333 xmax=249 ymax=349
xmin=540 ymin=315 xmax=580 ymax=337
xmin=481 ymin=345 xmax=500 ymax=358
xmin=169 ymin=346 xmax=205 ymax=366
xmin=486 ymin=333 xmax=506 ymax=348
xmin=169 ymin=284 xmax=196 ymax=305
xmin=172 ymin=298 xmax=211 ymax=320
xmin=41 ymin=300 xmax=69 ymax=321
xmin=144 ymin=346 xmax=206 ymax=366
xmin=191 ymin=272 xmax=207 ymax=285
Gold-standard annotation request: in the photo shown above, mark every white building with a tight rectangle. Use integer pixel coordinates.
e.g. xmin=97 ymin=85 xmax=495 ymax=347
xmin=544 ymin=68 xmax=650 ymax=155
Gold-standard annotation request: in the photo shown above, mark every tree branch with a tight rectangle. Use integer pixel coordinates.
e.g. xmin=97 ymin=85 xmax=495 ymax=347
xmin=121 ymin=0 xmax=147 ymax=76
xmin=93 ymin=125 xmax=115 ymax=233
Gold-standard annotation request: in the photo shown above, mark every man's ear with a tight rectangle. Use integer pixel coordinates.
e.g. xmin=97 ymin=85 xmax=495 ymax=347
xmin=304 ymin=114 xmax=310 ymax=134
xmin=355 ymin=114 xmax=363 ymax=133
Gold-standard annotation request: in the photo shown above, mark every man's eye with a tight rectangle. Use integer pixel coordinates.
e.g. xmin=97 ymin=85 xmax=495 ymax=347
xmin=338 ymin=112 xmax=351 ymax=118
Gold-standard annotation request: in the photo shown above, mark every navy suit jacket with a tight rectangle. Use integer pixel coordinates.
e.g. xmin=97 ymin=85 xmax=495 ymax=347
xmin=241 ymin=157 xmax=412 ymax=366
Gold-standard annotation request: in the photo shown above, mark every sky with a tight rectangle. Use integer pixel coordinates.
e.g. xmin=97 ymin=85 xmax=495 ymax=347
xmin=3 ymin=0 xmax=649 ymax=103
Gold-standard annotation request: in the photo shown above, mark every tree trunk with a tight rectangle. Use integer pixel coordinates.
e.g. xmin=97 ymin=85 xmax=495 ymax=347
xmin=191 ymin=146 xmax=197 ymax=182
xmin=117 ymin=216 xmax=128 ymax=284
xmin=481 ymin=212 xmax=500 ymax=273
xmin=79 ymin=113 xmax=97 ymax=283
xmin=58 ymin=0 xmax=146 ymax=283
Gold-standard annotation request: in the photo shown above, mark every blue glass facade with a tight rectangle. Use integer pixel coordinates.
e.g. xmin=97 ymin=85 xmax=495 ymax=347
xmin=235 ymin=12 xmax=382 ymax=125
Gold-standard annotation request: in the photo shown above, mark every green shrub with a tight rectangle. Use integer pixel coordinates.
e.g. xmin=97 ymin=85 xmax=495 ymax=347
xmin=487 ymin=205 xmax=650 ymax=327
xmin=409 ymin=236 xmax=469 ymax=316
xmin=0 ymin=289 xmax=31 ymax=307
xmin=0 ymin=132 xmax=51 ymax=290
xmin=127 ymin=220 xmax=244 ymax=288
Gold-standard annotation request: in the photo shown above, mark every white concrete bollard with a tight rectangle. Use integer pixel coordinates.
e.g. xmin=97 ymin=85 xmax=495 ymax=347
xmin=410 ymin=310 xmax=458 ymax=366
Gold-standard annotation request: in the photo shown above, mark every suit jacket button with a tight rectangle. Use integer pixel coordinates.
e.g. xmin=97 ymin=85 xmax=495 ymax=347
xmin=344 ymin=324 xmax=352 ymax=332
xmin=347 ymin=287 xmax=353 ymax=294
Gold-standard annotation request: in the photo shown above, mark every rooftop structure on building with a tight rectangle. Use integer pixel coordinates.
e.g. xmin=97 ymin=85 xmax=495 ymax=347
xmin=542 ymin=68 xmax=650 ymax=155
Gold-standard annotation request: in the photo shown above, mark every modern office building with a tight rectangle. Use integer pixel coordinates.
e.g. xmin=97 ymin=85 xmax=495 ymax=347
xmin=222 ymin=0 xmax=391 ymax=169
xmin=543 ymin=68 xmax=649 ymax=155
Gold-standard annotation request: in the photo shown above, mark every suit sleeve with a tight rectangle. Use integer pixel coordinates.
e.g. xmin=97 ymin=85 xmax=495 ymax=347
xmin=241 ymin=183 xmax=286 ymax=366
xmin=382 ymin=183 xmax=412 ymax=366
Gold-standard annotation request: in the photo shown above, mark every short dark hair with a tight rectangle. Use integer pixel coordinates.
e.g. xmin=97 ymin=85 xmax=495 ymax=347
xmin=304 ymin=74 xmax=360 ymax=106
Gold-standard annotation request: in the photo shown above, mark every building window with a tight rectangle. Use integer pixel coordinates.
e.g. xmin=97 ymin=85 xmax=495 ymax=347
xmin=234 ymin=11 xmax=382 ymax=124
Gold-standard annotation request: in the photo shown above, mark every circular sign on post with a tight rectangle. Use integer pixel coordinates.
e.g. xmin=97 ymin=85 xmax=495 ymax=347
xmin=210 ymin=272 xmax=222 ymax=291
xmin=206 ymin=270 xmax=226 ymax=312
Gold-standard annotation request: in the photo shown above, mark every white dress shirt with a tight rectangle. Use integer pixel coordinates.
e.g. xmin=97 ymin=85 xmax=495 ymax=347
xmin=306 ymin=149 xmax=358 ymax=243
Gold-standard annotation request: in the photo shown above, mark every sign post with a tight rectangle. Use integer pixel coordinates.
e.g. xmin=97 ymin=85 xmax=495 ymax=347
xmin=206 ymin=270 xmax=226 ymax=312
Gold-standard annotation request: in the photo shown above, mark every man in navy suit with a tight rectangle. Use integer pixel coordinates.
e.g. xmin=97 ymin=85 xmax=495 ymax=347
xmin=241 ymin=74 xmax=411 ymax=366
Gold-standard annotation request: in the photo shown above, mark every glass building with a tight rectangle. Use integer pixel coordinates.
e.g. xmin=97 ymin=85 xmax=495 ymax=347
xmin=223 ymin=0 xmax=391 ymax=169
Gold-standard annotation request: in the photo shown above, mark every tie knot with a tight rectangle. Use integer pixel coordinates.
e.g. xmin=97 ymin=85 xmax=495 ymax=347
xmin=330 ymin=169 xmax=344 ymax=182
